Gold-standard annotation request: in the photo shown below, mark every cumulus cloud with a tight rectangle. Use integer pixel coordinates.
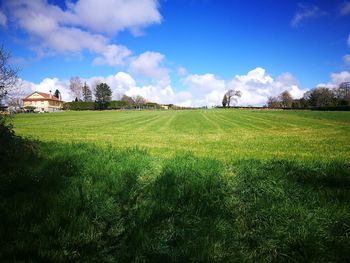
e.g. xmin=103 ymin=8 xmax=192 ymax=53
xmin=72 ymin=0 xmax=161 ymax=34
xmin=340 ymin=2 xmax=350 ymax=16
xmin=18 ymin=68 xmax=306 ymax=107
xmin=184 ymin=74 xmax=226 ymax=106
xmin=0 ymin=10 xmax=7 ymax=27
xmin=291 ymin=4 xmax=326 ymax=27
xmin=316 ymin=71 xmax=350 ymax=89
xmin=183 ymin=68 xmax=304 ymax=107
xmin=227 ymin=68 xmax=303 ymax=106
xmin=129 ymin=51 xmax=167 ymax=79
xmin=330 ymin=71 xmax=350 ymax=85
xmin=3 ymin=0 xmax=161 ymax=66
xmin=19 ymin=78 xmax=71 ymax=101
xmin=129 ymin=51 xmax=170 ymax=88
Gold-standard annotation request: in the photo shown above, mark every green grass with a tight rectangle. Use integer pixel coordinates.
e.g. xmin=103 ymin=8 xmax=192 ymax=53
xmin=1 ymin=109 xmax=349 ymax=262
xmin=12 ymin=109 xmax=350 ymax=161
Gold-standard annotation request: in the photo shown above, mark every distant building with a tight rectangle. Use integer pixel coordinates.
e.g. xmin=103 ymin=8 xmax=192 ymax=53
xmin=161 ymin=104 xmax=174 ymax=110
xmin=23 ymin=91 xmax=64 ymax=112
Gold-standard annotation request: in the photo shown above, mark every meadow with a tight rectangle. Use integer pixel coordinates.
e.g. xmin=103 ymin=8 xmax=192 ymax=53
xmin=12 ymin=109 xmax=350 ymax=161
xmin=1 ymin=109 xmax=350 ymax=262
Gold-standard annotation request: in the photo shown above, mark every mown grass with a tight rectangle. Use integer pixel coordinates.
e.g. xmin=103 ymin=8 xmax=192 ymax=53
xmin=1 ymin=109 xmax=349 ymax=262
xmin=12 ymin=109 xmax=350 ymax=161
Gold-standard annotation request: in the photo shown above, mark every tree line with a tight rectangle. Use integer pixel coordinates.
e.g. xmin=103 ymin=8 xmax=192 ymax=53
xmin=66 ymin=76 xmax=149 ymax=110
xmin=267 ymin=83 xmax=350 ymax=110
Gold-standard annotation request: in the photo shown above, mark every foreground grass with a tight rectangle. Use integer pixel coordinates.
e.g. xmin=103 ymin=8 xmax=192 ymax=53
xmin=2 ymin=110 xmax=349 ymax=261
xmin=1 ymin=142 xmax=349 ymax=262
xmin=12 ymin=109 xmax=350 ymax=161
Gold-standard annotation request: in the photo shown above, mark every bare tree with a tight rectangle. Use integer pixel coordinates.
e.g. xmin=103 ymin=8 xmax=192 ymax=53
xmin=267 ymin=96 xmax=281 ymax=108
xmin=279 ymin=90 xmax=293 ymax=108
xmin=121 ymin=95 xmax=135 ymax=106
xmin=225 ymin=89 xmax=242 ymax=107
xmin=335 ymin=82 xmax=350 ymax=105
xmin=69 ymin=76 xmax=83 ymax=101
xmin=133 ymin=95 xmax=146 ymax=109
xmin=0 ymin=45 xmax=19 ymax=104
xmin=82 ymin=82 xmax=92 ymax=102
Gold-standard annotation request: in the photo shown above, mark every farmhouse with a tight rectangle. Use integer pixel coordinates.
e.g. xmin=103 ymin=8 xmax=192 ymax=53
xmin=23 ymin=91 xmax=64 ymax=112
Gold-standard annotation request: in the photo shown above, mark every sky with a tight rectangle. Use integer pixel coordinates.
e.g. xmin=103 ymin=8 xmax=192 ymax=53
xmin=1 ymin=0 xmax=350 ymax=106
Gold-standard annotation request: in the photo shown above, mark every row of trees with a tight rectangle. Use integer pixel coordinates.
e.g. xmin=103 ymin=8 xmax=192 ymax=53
xmin=68 ymin=76 xmax=149 ymax=110
xmin=267 ymin=83 xmax=350 ymax=109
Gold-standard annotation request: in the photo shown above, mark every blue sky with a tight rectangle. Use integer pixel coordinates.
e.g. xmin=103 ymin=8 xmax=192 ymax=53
xmin=1 ymin=0 xmax=350 ymax=106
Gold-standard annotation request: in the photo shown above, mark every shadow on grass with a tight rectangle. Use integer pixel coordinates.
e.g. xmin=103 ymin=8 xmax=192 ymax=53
xmin=0 ymin=138 xmax=349 ymax=262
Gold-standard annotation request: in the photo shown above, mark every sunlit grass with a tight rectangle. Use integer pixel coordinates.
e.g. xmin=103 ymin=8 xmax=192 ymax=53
xmin=12 ymin=109 xmax=350 ymax=161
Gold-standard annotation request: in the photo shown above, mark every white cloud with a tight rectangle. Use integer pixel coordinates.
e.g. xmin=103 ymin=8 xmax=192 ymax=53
xmin=343 ymin=54 xmax=350 ymax=65
xmin=340 ymin=2 xmax=350 ymax=16
xmin=19 ymin=78 xmax=71 ymax=101
xmin=184 ymin=74 xmax=226 ymax=106
xmin=330 ymin=71 xmax=350 ymax=85
xmin=129 ymin=51 xmax=170 ymax=88
xmin=316 ymin=71 xmax=350 ymax=89
xmin=0 ymin=10 xmax=7 ymax=27
xmin=129 ymin=51 xmax=168 ymax=79
xmin=291 ymin=4 xmax=326 ymax=27
xmin=4 ymin=0 xmax=160 ymax=66
xmin=182 ymin=68 xmax=304 ymax=107
xmin=227 ymin=68 xmax=303 ymax=106
xmin=348 ymin=35 xmax=350 ymax=47
xmin=72 ymin=0 xmax=161 ymax=34
xmin=93 ymin=44 xmax=132 ymax=67
xmin=185 ymin=74 xmax=226 ymax=93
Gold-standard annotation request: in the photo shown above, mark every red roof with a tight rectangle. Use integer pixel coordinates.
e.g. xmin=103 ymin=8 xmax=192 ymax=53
xmin=23 ymin=91 xmax=63 ymax=102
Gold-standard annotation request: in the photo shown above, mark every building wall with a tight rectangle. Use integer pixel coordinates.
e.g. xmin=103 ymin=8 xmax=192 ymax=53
xmin=23 ymin=100 xmax=63 ymax=112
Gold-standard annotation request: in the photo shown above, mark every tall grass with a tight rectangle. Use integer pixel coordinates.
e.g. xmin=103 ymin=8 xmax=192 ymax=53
xmin=3 ymin=110 xmax=350 ymax=261
xmin=1 ymin=140 xmax=349 ymax=262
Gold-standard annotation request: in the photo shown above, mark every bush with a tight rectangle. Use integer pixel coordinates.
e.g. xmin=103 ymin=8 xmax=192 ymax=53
xmin=63 ymin=101 xmax=96 ymax=110
xmin=107 ymin=100 xmax=129 ymax=110
xmin=0 ymin=116 xmax=36 ymax=172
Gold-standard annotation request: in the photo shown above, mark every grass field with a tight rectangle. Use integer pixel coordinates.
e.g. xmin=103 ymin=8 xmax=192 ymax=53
xmin=12 ymin=109 xmax=350 ymax=161
xmin=1 ymin=109 xmax=350 ymax=262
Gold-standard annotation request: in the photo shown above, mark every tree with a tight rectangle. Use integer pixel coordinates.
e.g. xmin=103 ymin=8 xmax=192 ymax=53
xmin=334 ymin=82 xmax=350 ymax=105
xmin=222 ymin=94 xmax=228 ymax=108
xmin=69 ymin=76 xmax=83 ymax=101
xmin=82 ymin=82 xmax=92 ymax=102
xmin=95 ymin=83 xmax=112 ymax=109
xmin=121 ymin=95 xmax=135 ymax=107
xmin=279 ymin=90 xmax=293 ymax=108
xmin=306 ymin=87 xmax=335 ymax=107
xmin=0 ymin=45 xmax=19 ymax=106
xmin=54 ymin=89 xmax=61 ymax=99
xmin=225 ymin=89 xmax=242 ymax=107
xmin=267 ymin=96 xmax=281 ymax=108
xmin=133 ymin=95 xmax=146 ymax=109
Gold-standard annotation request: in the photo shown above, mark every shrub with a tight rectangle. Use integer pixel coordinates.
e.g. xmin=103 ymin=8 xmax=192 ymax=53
xmin=63 ymin=101 xmax=96 ymax=110
xmin=107 ymin=100 xmax=129 ymax=110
